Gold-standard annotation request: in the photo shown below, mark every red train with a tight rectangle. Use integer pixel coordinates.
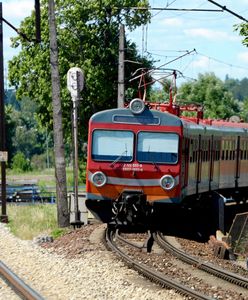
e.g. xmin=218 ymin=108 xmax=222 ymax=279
xmin=85 ymin=98 xmax=248 ymax=240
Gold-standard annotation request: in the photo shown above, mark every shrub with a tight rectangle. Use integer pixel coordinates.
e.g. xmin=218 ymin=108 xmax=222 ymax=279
xmin=11 ymin=152 xmax=31 ymax=172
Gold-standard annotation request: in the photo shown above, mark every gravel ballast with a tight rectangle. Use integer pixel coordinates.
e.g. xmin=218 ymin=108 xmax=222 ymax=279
xmin=0 ymin=223 xmax=183 ymax=300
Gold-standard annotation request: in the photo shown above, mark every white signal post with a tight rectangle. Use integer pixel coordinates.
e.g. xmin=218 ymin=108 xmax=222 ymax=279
xmin=67 ymin=67 xmax=84 ymax=227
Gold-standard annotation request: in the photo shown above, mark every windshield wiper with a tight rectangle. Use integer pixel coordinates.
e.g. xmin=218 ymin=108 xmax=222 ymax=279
xmin=148 ymin=146 xmax=160 ymax=171
xmin=110 ymin=149 xmax=128 ymax=167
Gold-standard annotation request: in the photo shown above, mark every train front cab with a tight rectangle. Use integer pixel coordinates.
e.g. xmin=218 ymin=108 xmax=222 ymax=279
xmin=86 ymin=99 xmax=184 ymax=230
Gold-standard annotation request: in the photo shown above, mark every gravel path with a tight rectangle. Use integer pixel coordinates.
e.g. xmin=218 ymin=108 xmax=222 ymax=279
xmin=0 ymin=223 xmax=183 ymax=300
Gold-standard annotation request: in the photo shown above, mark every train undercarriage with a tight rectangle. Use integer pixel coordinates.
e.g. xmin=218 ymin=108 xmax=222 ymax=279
xmin=86 ymin=188 xmax=248 ymax=241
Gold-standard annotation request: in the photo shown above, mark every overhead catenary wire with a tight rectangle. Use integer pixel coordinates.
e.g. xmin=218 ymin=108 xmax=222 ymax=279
xmin=145 ymin=49 xmax=248 ymax=73
xmin=129 ymin=49 xmax=196 ymax=82
xmin=120 ymin=6 xmax=222 ymax=12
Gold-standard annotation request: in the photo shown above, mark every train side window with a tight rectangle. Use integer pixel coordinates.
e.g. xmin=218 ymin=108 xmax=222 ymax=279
xmin=202 ymin=140 xmax=205 ymax=162
xmin=221 ymin=150 xmax=225 ymax=160
xmin=216 ymin=150 xmax=219 ymax=161
xmin=225 ymin=150 xmax=229 ymax=160
xmin=221 ymin=140 xmax=225 ymax=160
xmin=240 ymin=150 xmax=243 ymax=160
xmin=240 ymin=141 xmax=243 ymax=160
xmin=217 ymin=140 xmax=221 ymax=161
xmin=189 ymin=139 xmax=193 ymax=162
xmin=207 ymin=141 xmax=210 ymax=161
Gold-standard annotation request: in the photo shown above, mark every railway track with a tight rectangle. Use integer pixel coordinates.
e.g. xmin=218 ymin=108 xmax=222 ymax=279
xmin=105 ymin=228 xmax=213 ymax=300
xmin=154 ymin=231 xmax=248 ymax=289
xmin=0 ymin=260 xmax=44 ymax=300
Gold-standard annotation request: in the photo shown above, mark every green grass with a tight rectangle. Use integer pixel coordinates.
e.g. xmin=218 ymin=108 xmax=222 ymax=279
xmin=4 ymin=167 xmax=86 ymax=239
xmin=6 ymin=167 xmax=85 ymax=190
xmin=7 ymin=204 xmax=69 ymax=240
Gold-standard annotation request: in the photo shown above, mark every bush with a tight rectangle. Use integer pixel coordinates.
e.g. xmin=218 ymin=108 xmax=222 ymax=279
xmin=31 ymin=152 xmax=54 ymax=170
xmin=11 ymin=152 xmax=31 ymax=172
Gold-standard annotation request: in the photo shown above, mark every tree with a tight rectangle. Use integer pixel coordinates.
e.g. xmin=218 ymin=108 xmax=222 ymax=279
xmin=8 ymin=0 xmax=152 ymax=228
xmin=178 ymin=73 xmax=240 ymax=119
xmin=235 ymin=22 xmax=248 ymax=48
xmin=8 ymin=0 xmax=152 ymax=141
xmin=240 ymin=97 xmax=248 ymax=122
xmin=224 ymin=76 xmax=248 ymax=101
xmin=6 ymin=95 xmax=46 ymax=162
xmin=49 ymin=0 xmax=69 ymax=227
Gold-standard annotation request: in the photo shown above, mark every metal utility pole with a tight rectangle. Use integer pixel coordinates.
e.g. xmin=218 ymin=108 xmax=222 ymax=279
xmin=0 ymin=3 xmax=7 ymax=223
xmin=117 ymin=24 xmax=125 ymax=108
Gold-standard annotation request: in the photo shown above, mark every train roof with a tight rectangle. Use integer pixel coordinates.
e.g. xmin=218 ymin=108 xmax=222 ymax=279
xmin=182 ymin=119 xmax=248 ymax=137
xmin=90 ymin=107 xmax=182 ymax=127
xmin=90 ymin=106 xmax=248 ymax=137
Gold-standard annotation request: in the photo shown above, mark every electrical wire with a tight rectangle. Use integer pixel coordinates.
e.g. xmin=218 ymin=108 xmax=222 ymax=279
xmin=145 ymin=49 xmax=248 ymax=72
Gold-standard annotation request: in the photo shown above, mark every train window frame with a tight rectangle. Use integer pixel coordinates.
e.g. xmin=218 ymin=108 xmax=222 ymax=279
xmin=136 ymin=131 xmax=179 ymax=165
xmin=91 ymin=129 xmax=134 ymax=162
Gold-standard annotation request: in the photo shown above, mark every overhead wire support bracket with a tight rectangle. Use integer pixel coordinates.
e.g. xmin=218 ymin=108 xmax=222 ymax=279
xmin=207 ymin=0 xmax=248 ymax=22
xmin=0 ymin=0 xmax=41 ymax=43
xmin=1 ymin=17 xmax=34 ymax=43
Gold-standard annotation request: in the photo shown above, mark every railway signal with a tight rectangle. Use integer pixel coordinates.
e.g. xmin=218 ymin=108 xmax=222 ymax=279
xmin=67 ymin=67 xmax=84 ymax=101
xmin=67 ymin=67 xmax=85 ymax=227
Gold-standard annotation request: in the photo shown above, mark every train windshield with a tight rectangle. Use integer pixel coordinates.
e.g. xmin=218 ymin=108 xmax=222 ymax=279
xmin=92 ymin=130 xmax=134 ymax=162
xmin=137 ymin=132 xmax=179 ymax=164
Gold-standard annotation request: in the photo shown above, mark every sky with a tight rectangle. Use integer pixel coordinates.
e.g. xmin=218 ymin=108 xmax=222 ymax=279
xmin=1 ymin=0 xmax=248 ymax=87
xmin=127 ymin=0 xmax=248 ymax=85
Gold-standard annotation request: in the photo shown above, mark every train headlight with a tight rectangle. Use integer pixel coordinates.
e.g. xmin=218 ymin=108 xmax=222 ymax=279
xmin=160 ymin=175 xmax=175 ymax=190
xmin=129 ymin=98 xmax=145 ymax=114
xmin=92 ymin=171 xmax=107 ymax=187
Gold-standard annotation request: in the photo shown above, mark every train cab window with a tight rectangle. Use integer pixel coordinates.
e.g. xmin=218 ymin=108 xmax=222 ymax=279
xmin=92 ymin=130 xmax=134 ymax=162
xmin=137 ymin=132 xmax=179 ymax=164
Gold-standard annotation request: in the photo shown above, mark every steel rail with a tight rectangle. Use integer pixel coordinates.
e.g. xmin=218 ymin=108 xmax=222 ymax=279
xmin=105 ymin=228 xmax=213 ymax=300
xmin=115 ymin=230 xmax=145 ymax=249
xmin=154 ymin=232 xmax=248 ymax=289
xmin=0 ymin=260 xmax=44 ymax=300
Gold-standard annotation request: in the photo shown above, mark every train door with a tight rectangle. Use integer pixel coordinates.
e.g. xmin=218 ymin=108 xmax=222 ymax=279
xmin=187 ymin=137 xmax=198 ymax=195
xmin=219 ymin=138 xmax=236 ymax=189
xmin=181 ymin=137 xmax=189 ymax=195
xmin=238 ymin=138 xmax=248 ymax=187
xmin=196 ymin=135 xmax=202 ymax=194
xmin=210 ymin=136 xmax=220 ymax=191
xmin=235 ymin=136 xmax=240 ymax=189
xmin=199 ymin=137 xmax=211 ymax=193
